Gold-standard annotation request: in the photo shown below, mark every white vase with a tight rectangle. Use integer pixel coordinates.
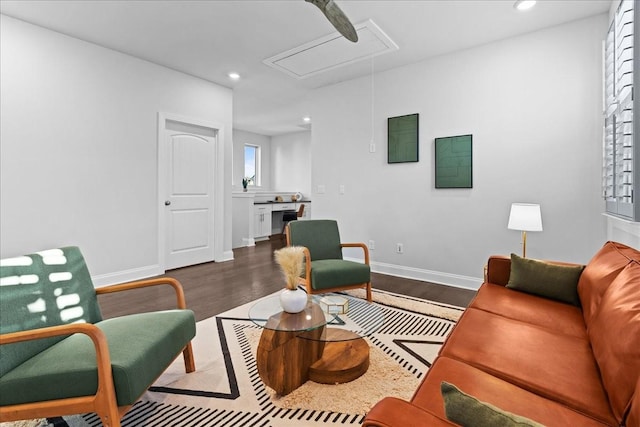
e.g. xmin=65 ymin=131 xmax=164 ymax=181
xmin=280 ymin=288 xmax=307 ymax=313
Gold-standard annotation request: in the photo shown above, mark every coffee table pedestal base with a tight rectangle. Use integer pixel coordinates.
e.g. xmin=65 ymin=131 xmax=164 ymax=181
xmin=256 ymin=327 xmax=325 ymax=396
xmin=308 ymin=331 xmax=370 ymax=384
xmin=257 ymin=328 xmax=370 ymax=395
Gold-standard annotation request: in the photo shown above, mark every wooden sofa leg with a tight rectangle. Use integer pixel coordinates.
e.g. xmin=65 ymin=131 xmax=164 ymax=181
xmin=183 ymin=342 xmax=196 ymax=373
xmin=366 ymin=283 xmax=372 ymax=302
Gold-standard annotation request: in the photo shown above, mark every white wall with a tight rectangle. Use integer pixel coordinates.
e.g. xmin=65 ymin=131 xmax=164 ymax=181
xmin=0 ymin=15 xmax=233 ymax=283
xmin=310 ymin=14 xmax=609 ymax=289
xmin=232 ymin=129 xmax=272 ymax=190
xmin=271 ymin=130 xmax=312 ymax=196
xmin=232 ymin=128 xmax=312 ymax=195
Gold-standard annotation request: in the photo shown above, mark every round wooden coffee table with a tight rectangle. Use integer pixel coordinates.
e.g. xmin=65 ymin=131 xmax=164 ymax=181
xmin=249 ymin=293 xmax=385 ymax=396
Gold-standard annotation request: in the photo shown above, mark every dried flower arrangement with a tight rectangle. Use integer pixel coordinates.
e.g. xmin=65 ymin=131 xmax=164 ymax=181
xmin=274 ymin=246 xmax=304 ymax=290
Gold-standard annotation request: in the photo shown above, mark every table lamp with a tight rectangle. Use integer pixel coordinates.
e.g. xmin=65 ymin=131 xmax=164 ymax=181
xmin=507 ymin=203 xmax=543 ymax=258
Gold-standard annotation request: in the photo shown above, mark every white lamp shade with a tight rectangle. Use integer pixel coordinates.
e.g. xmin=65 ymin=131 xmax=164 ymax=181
xmin=508 ymin=203 xmax=543 ymax=232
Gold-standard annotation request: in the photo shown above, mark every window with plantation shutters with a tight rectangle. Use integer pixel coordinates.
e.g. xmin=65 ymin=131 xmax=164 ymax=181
xmin=603 ymin=0 xmax=639 ymax=221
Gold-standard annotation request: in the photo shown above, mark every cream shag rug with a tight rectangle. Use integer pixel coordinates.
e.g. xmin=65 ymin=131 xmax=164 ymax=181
xmin=0 ymin=421 xmax=46 ymax=427
xmin=248 ymin=329 xmax=418 ymax=416
xmin=7 ymin=289 xmax=464 ymax=427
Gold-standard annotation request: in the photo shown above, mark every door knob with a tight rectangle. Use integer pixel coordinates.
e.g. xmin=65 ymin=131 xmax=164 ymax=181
xmin=165 ymin=200 xmax=171 ymax=206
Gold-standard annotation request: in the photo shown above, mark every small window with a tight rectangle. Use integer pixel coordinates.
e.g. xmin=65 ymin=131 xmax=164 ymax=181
xmin=244 ymin=144 xmax=260 ymax=186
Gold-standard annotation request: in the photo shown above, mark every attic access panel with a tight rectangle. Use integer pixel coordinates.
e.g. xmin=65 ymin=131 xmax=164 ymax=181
xmin=263 ymin=19 xmax=398 ymax=79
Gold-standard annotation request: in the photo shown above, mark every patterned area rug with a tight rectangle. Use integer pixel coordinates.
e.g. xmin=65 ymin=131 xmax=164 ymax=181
xmin=14 ymin=289 xmax=464 ymax=427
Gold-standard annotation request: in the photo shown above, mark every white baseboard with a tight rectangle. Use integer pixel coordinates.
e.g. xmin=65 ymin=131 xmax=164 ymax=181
xmin=93 ymin=258 xmax=481 ymax=291
xmin=93 ymin=251 xmax=235 ymax=288
xmin=346 ymin=257 xmax=482 ymax=291
xmin=92 ymin=264 xmax=163 ymax=288
xmin=218 ymin=250 xmax=235 ymax=262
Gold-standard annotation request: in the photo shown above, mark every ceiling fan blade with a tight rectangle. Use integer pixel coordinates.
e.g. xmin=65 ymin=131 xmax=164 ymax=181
xmin=306 ymin=0 xmax=359 ymax=43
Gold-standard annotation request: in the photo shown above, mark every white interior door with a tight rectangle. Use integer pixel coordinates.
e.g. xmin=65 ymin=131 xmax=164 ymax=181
xmin=162 ymin=119 xmax=217 ymax=270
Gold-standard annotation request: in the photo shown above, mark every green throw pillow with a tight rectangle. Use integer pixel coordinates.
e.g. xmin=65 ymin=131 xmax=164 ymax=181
xmin=441 ymin=382 xmax=544 ymax=427
xmin=506 ymin=253 xmax=584 ymax=306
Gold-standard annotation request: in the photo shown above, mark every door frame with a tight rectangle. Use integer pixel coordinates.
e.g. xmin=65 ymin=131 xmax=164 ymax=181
xmin=157 ymin=112 xmax=226 ymax=271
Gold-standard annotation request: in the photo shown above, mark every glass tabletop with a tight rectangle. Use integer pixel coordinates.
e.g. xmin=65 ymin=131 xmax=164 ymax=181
xmin=248 ymin=296 xmax=330 ymax=332
xmin=248 ymin=292 xmax=385 ymax=342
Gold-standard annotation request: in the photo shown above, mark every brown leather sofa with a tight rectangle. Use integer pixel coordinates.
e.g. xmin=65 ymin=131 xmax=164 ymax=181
xmin=363 ymin=241 xmax=640 ymax=427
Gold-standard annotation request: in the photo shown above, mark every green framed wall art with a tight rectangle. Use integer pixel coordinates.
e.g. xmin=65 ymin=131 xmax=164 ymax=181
xmin=388 ymin=113 xmax=419 ymax=163
xmin=435 ymin=134 xmax=473 ymax=188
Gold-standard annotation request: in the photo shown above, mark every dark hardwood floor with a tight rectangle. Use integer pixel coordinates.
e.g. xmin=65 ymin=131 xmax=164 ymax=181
xmin=98 ymin=239 xmax=477 ymax=322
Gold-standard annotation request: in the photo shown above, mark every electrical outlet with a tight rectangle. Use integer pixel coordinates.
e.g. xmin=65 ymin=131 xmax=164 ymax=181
xmin=396 ymin=243 xmax=403 ymax=254
xmin=369 ymin=240 xmax=375 ymax=250
xmin=339 ymin=184 xmax=345 ymax=195
xmin=317 ymin=184 xmax=326 ymax=194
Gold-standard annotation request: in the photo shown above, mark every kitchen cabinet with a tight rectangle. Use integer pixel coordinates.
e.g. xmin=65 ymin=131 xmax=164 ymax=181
xmin=254 ymin=205 xmax=272 ymax=240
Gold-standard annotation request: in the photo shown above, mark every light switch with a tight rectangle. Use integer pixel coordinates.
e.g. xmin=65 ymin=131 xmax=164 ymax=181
xmin=339 ymin=184 xmax=345 ymax=195
xmin=369 ymin=143 xmax=376 ymax=153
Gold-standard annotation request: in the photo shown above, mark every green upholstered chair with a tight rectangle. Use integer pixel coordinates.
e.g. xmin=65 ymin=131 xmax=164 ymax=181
xmin=0 ymin=247 xmax=196 ymax=427
xmin=285 ymin=219 xmax=372 ymax=301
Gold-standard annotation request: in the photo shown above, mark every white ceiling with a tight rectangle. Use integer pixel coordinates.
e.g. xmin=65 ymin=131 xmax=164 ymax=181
xmin=0 ymin=0 xmax=611 ymax=136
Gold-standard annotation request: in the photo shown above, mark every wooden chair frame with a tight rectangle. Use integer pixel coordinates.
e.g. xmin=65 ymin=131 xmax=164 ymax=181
xmin=285 ymin=224 xmax=372 ymax=302
xmin=0 ymin=277 xmax=196 ymax=427
xmin=281 ymin=204 xmax=306 ymax=236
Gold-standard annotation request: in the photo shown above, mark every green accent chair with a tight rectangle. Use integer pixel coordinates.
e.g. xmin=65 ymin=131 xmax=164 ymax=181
xmin=286 ymin=219 xmax=372 ymax=301
xmin=0 ymin=247 xmax=196 ymax=427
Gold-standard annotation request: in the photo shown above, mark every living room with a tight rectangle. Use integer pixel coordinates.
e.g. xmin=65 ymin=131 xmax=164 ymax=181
xmin=1 ymin=1 xmax=640 ymax=426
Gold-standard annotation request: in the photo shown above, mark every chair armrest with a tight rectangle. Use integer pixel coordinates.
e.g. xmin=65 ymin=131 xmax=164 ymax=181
xmin=341 ymin=242 xmax=370 ymax=265
xmin=0 ymin=323 xmax=116 ymax=402
xmin=96 ymin=277 xmax=187 ymax=309
xmin=363 ymin=397 xmax=456 ymax=427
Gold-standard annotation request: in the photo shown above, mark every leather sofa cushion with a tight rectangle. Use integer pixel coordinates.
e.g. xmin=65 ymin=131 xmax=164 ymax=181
xmin=470 ymin=283 xmax=587 ymax=339
xmin=578 ymin=241 xmax=639 ymax=325
xmin=364 ymin=396 xmax=457 ymax=427
xmin=440 ymin=308 xmax=614 ymax=424
xmin=588 ymin=261 xmax=640 ymax=424
xmin=309 ymin=259 xmax=370 ymax=290
xmin=412 ymin=357 xmax=613 ymax=426
xmin=0 ymin=309 xmax=196 ymax=407
xmin=626 ymin=376 xmax=640 ymax=427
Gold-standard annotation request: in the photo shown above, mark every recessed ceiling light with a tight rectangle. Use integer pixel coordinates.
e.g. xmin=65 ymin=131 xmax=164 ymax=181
xmin=228 ymin=72 xmax=240 ymax=80
xmin=514 ymin=0 xmax=536 ymax=11
xmin=303 ymin=116 xmax=311 ymax=123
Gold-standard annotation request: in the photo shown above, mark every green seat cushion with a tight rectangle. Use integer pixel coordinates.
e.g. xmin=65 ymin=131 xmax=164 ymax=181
xmin=0 ymin=310 xmax=195 ymax=407
xmin=506 ymin=253 xmax=585 ymax=306
xmin=441 ymin=382 xmax=544 ymax=427
xmin=309 ymin=259 xmax=370 ymax=291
